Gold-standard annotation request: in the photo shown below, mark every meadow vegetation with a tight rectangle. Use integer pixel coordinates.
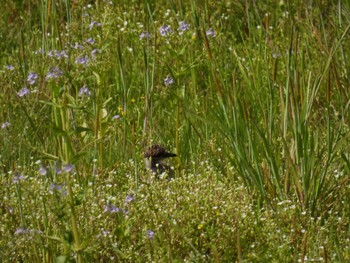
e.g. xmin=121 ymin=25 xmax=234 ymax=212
xmin=1 ymin=0 xmax=350 ymax=262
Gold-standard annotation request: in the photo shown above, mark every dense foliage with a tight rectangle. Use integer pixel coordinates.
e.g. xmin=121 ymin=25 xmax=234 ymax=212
xmin=1 ymin=0 xmax=350 ymax=262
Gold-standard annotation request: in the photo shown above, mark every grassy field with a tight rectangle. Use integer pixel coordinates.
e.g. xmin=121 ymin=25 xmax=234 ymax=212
xmin=1 ymin=0 xmax=350 ymax=262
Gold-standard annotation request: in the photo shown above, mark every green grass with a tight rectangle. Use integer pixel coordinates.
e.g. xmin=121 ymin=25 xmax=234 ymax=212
xmin=1 ymin=0 xmax=350 ymax=262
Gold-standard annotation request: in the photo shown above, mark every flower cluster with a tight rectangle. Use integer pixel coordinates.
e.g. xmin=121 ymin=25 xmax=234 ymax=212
xmin=139 ymin=32 xmax=152 ymax=40
xmin=79 ymin=86 xmax=91 ymax=97
xmin=13 ymin=174 xmax=25 ymax=183
xmin=146 ymin=230 xmax=155 ymax=240
xmin=27 ymin=72 xmax=38 ymax=85
xmin=160 ymin=25 xmax=172 ymax=36
xmin=1 ymin=121 xmax=10 ymax=129
xmin=75 ymin=55 xmax=89 ymax=65
xmin=104 ymin=204 xmax=121 ymax=213
xmin=89 ymin=20 xmax=102 ymax=30
xmin=46 ymin=67 xmax=63 ymax=80
xmin=206 ymin=28 xmax=216 ymax=38
xmin=48 ymin=50 xmax=68 ymax=59
xmin=62 ymin=163 xmax=76 ymax=173
xmin=18 ymin=87 xmax=31 ymax=97
xmin=5 ymin=65 xmax=14 ymax=71
xmin=178 ymin=21 xmax=190 ymax=34
xmin=164 ymin=75 xmax=174 ymax=86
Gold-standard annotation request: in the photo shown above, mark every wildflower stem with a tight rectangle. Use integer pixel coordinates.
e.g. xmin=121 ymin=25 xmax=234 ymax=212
xmin=66 ymin=177 xmax=83 ymax=262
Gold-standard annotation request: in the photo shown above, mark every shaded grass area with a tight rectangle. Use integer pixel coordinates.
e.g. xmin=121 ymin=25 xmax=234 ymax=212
xmin=1 ymin=0 xmax=350 ymax=261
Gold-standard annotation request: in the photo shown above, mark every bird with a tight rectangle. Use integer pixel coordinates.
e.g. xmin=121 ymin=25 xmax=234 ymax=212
xmin=144 ymin=144 xmax=177 ymax=179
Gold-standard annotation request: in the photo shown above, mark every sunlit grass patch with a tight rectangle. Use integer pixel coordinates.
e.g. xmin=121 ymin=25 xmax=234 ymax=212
xmin=1 ymin=161 xmax=349 ymax=261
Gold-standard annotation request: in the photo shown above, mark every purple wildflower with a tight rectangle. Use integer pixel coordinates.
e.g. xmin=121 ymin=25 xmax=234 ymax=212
xmin=91 ymin=49 xmax=100 ymax=57
xmin=79 ymin=86 xmax=91 ymax=97
xmin=1 ymin=122 xmax=10 ymax=129
xmin=101 ymin=229 xmax=108 ymax=237
xmin=48 ymin=50 xmax=57 ymax=57
xmin=160 ymin=25 xmax=172 ymax=36
xmin=96 ymin=228 xmax=109 ymax=239
xmin=57 ymin=50 xmax=68 ymax=59
xmin=104 ymin=204 xmax=121 ymax=213
xmin=112 ymin=114 xmax=120 ymax=120
xmin=39 ymin=166 xmax=47 ymax=176
xmin=86 ymin=38 xmax=95 ymax=45
xmin=15 ymin=228 xmax=30 ymax=235
xmin=49 ymin=183 xmax=67 ymax=195
xmin=48 ymin=50 xmax=68 ymax=59
xmin=206 ymin=28 xmax=216 ymax=38
xmin=89 ymin=21 xmax=102 ymax=30
xmin=18 ymin=87 xmax=31 ymax=97
xmin=124 ymin=195 xmax=135 ymax=204
xmin=5 ymin=65 xmax=14 ymax=71
xmin=178 ymin=21 xmax=190 ymax=33
xmin=54 ymin=161 xmax=62 ymax=174
xmin=15 ymin=228 xmax=41 ymax=235
xmin=13 ymin=174 xmax=25 ymax=183
xmin=72 ymin=43 xmax=84 ymax=50
xmin=89 ymin=21 xmax=95 ymax=30
xmin=56 ymin=168 xmax=62 ymax=174
xmin=46 ymin=67 xmax=63 ymax=80
xmin=27 ymin=72 xmax=38 ymax=85
xmin=75 ymin=55 xmax=89 ymax=65
xmin=164 ymin=75 xmax=174 ymax=86
xmin=146 ymin=230 xmax=155 ymax=240
xmin=62 ymin=163 xmax=75 ymax=173
xmin=139 ymin=32 xmax=152 ymax=40
xmin=49 ymin=183 xmax=63 ymax=193
xmin=96 ymin=228 xmax=109 ymax=238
